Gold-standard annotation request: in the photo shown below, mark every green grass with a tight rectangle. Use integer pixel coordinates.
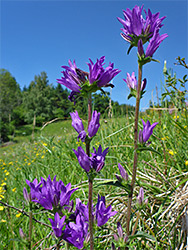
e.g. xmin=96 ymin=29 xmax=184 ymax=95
xmin=0 ymin=110 xmax=188 ymax=249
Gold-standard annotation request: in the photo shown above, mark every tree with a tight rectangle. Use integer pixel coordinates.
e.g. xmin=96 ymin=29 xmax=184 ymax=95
xmin=0 ymin=69 xmax=21 ymax=142
xmin=23 ymin=72 xmax=53 ymax=127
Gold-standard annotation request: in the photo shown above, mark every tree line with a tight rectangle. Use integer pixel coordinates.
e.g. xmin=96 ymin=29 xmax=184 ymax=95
xmin=0 ymin=69 xmax=135 ymax=143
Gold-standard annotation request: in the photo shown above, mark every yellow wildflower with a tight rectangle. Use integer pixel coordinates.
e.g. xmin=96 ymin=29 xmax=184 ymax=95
xmin=1 ymin=219 xmax=6 ymax=223
xmin=12 ymin=188 xmax=16 ymax=192
xmin=5 ymin=172 xmax=10 ymax=176
xmin=0 ymin=206 xmax=4 ymax=211
xmin=185 ymin=161 xmax=188 ymax=166
xmin=169 ymin=150 xmax=177 ymax=156
xmin=1 ymin=182 xmax=6 ymax=186
xmin=16 ymin=213 xmax=22 ymax=218
xmin=173 ymin=115 xmax=179 ymax=119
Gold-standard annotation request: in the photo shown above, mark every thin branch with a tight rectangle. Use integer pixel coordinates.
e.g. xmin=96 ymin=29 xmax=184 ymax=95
xmin=0 ymin=201 xmax=51 ymax=228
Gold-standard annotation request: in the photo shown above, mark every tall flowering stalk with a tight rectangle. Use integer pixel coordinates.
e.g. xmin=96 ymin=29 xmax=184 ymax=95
xmin=118 ymin=5 xmax=167 ymax=235
xmin=59 ymin=56 xmax=120 ymax=249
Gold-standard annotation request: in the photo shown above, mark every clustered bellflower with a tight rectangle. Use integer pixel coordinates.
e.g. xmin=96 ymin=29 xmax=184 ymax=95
xmin=57 ymin=56 xmax=120 ymax=102
xmin=48 ymin=194 xmax=117 ymax=249
xmin=24 ymin=175 xmax=77 ymax=211
xmin=117 ymin=5 xmax=168 ymax=59
xmin=70 ymin=110 xmax=100 ymax=142
xmin=73 ymin=145 xmax=109 ymax=174
xmin=139 ymin=119 xmax=158 ymax=144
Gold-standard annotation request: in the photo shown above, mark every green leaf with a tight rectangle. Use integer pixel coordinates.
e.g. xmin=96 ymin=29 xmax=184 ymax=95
xmin=137 ymin=146 xmax=161 ymax=156
xmin=129 ymin=231 xmax=156 ymax=242
xmin=96 ymin=179 xmax=131 ymax=194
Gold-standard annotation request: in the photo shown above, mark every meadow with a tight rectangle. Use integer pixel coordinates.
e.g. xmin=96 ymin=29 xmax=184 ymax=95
xmin=0 ymin=106 xmax=188 ymax=249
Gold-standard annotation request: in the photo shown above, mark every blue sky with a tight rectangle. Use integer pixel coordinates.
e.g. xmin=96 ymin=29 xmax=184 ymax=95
xmin=1 ymin=0 xmax=187 ymax=110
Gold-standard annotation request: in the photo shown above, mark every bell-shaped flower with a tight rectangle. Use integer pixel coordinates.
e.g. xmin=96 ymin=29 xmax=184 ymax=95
xmin=73 ymin=147 xmax=91 ymax=172
xmin=87 ymin=56 xmax=120 ymax=87
xmin=90 ymin=145 xmax=109 ymax=172
xmin=113 ymin=222 xmax=128 ymax=243
xmin=70 ymin=111 xmax=86 ymax=142
xmin=139 ymin=119 xmax=158 ymax=144
xmin=57 ymin=60 xmax=82 ymax=93
xmin=48 ymin=212 xmax=66 ymax=238
xmin=123 ymin=72 xmax=146 ymax=92
xmin=63 ymin=214 xmax=88 ymax=249
xmin=116 ymin=163 xmax=129 ymax=182
xmin=88 ymin=111 xmax=100 ymax=138
xmin=145 ymin=31 xmax=168 ymax=58
xmin=137 ymin=187 xmax=148 ymax=205
xmin=95 ymin=195 xmax=117 ymax=227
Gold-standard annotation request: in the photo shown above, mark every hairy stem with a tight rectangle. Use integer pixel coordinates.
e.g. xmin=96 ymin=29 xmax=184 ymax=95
xmin=87 ymin=94 xmax=94 ymax=250
xmin=126 ymin=64 xmax=142 ymax=235
xmin=29 ymin=210 xmax=33 ymax=250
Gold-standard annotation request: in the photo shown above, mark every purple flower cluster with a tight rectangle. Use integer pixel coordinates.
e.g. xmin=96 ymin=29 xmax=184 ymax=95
xmin=24 ymin=175 xmax=77 ymax=211
xmin=118 ymin=5 xmax=168 ymax=57
xmin=70 ymin=110 xmax=100 ymax=142
xmin=73 ymin=145 xmax=109 ymax=173
xmin=139 ymin=119 xmax=158 ymax=144
xmin=48 ymin=195 xmax=116 ymax=249
xmin=57 ymin=56 xmax=120 ymax=102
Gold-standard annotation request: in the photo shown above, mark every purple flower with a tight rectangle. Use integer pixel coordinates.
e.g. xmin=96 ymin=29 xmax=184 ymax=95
xmin=139 ymin=119 xmax=158 ymax=144
xmin=90 ymin=145 xmax=109 ymax=172
xmin=73 ymin=145 xmax=109 ymax=174
xmin=124 ymin=72 xmax=137 ymax=89
xmin=123 ymin=72 xmax=146 ymax=91
xmin=117 ymin=163 xmax=128 ymax=181
xmin=57 ymin=60 xmax=82 ymax=93
xmin=25 ymin=176 xmax=77 ymax=210
xmin=49 ymin=212 xmax=66 ymax=238
xmin=64 ymin=214 xmax=88 ymax=249
xmin=137 ymin=187 xmax=148 ymax=205
xmin=88 ymin=111 xmax=100 ymax=138
xmin=87 ymin=56 xmax=120 ymax=87
xmin=19 ymin=228 xmax=26 ymax=239
xmin=113 ymin=222 xmax=128 ymax=243
xmin=117 ymin=5 xmax=166 ymax=45
xmin=70 ymin=198 xmax=89 ymax=222
xmin=70 ymin=111 xmax=86 ymax=142
xmin=137 ymin=187 xmax=144 ymax=205
xmin=95 ymin=195 xmax=117 ymax=227
xmin=23 ymin=187 xmax=31 ymax=203
xmin=73 ymin=147 xmax=91 ymax=172
xmin=145 ymin=31 xmax=168 ymax=57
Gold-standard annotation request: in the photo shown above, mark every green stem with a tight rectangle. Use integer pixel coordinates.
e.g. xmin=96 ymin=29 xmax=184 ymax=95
xmin=65 ymin=241 xmax=69 ymax=250
xmin=126 ymin=64 xmax=142 ymax=235
xmin=29 ymin=210 xmax=33 ymax=250
xmin=87 ymin=94 xmax=94 ymax=250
